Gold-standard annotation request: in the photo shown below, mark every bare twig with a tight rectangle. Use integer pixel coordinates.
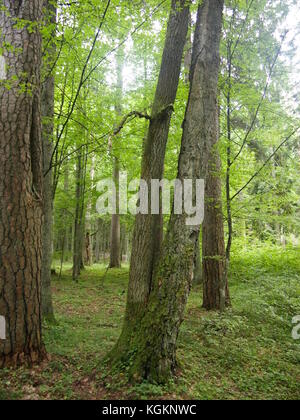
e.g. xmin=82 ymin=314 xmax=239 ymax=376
xmin=49 ymin=0 xmax=112 ymax=172
xmin=231 ymin=126 xmax=300 ymax=201
xmin=230 ymin=30 xmax=289 ymax=167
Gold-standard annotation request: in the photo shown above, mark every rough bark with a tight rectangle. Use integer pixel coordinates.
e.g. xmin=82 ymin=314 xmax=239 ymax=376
xmin=41 ymin=0 xmax=56 ymax=321
xmin=0 ymin=0 xmax=46 ymax=366
xmin=202 ymin=146 xmax=229 ymax=311
xmin=109 ymin=0 xmax=224 ymax=383
xmin=115 ymin=0 xmax=190 ymax=354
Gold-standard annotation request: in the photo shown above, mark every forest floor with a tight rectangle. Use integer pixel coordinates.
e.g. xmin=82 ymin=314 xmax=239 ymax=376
xmin=0 ymin=245 xmax=300 ymax=400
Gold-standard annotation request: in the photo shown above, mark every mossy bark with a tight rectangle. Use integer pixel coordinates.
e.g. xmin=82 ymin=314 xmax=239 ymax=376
xmin=109 ymin=0 xmax=190 ymax=361
xmin=109 ymin=0 xmax=224 ymax=383
xmin=109 ymin=216 xmax=196 ymax=383
xmin=125 ymin=0 xmax=190 ymax=318
xmin=127 ymin=218 xmax=196 ymax=383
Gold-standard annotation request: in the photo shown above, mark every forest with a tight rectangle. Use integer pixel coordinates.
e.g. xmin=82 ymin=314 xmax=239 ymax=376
xmin=0 ymin=0 xmax=299 ymax=403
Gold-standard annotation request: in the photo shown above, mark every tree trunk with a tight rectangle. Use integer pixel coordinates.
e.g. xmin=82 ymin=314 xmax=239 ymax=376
xmin=85 ymin=158 xmax=95 ymax=266
xmin=41 ymin=0 xmax=56 ymax=321
xmin=202 ymin=146 xmax=229 ymax=311
xmin=116 ymin=0 xmax=190 ymax=353
xmin=183 ymin=10 xmax=192 ymax=84
xmin=185 ymin=11 xmax=202 ymax=288
xmin=109 ymin=158 xmax=121 ymax=268
xmin=193 ymin=235 xmax=202 ymax=285
xmin=225 ymin=41 xmax=233 ymax=265
xmin=94 ymin=219 xmax=103 ymax=263
xmin=223 ymin=40 xmax=234 ymax=307
xmin=110 ymin=49 xmax=123 ymax=269
xmin=109 ymin=0 xmax=224 ymax=383
xmin=72 ymin=149 xmax=86 ymax=281
xmin=63 ymin=164 xmax=70 ymax=259
xmin=84 ymin=232 xmax=92 ymax=266
xmin=0 ymin=0 xmax=46 ymax=367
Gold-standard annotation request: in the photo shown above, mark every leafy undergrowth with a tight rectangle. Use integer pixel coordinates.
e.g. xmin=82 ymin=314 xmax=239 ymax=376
xmin=0 ymin=246 xmax=299 ymax=400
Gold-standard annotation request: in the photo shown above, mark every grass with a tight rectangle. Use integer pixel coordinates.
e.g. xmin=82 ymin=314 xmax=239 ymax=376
xmin=0 ymin=245 xmax=299 ymax=400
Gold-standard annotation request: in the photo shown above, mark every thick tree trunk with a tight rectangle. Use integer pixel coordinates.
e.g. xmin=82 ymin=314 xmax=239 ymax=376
xmin=115 ymin=0 xmax=190 ymax=353
xmin=109 ymin=0 xmax=224 ymax=383
xmin=0 ymin=0 xmax=46 ymax=366
xmin=41 ymin=0 xmax=56 ymax=321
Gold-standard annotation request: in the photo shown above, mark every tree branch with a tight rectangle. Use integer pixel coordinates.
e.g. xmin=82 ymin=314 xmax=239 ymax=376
xmin=49 ymin=0 xmax=111 ymax=170
xmin=231 ymin=126 xmax=300 ymax=201
xmin=230 ymin=30 xmax=288 ymax=167
xmin=113 ymin=111 xmax=151 ymax=136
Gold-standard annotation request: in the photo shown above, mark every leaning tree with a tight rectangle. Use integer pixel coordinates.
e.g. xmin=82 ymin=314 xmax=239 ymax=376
xmin=109 ymin=0 xmax=225 ymax=382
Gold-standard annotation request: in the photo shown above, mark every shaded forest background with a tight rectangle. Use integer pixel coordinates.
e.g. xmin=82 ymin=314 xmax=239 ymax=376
xmin=0 ymin=0 xmax=300 ymax=400
xmin=49 ymin=0 xmax=300 ymax=270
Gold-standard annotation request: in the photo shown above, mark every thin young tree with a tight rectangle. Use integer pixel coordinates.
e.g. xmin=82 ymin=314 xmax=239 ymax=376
xmin=41 ymin=0 xmax=57 ymax=321
xmin=0 ymin=0 xmax=46 ymax=366
xmin=109 ymin=49 xmax=124 ymax=269
xmin=72 ymin=146 xmax=87 ymax=281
